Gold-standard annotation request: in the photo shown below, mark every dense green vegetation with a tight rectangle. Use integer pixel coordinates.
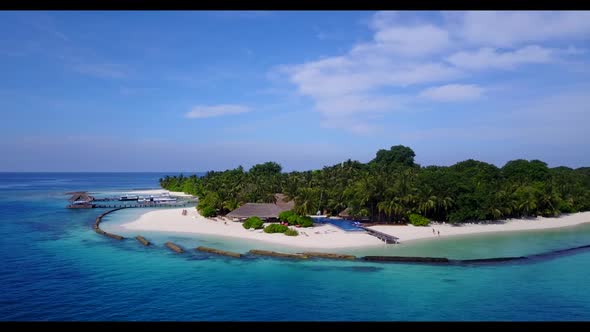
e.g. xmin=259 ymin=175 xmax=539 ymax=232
xmin=263 ymin=224 xmax=289 ymax=233
xmin=199 ymin=206 xmax=216 ymax=218
xmin=242 ymin=216 xmax=264 ymax=230
xmin=160 ymin=145 xmax=590 ymax=224
xmin=408 ymin=214 xmax=430 ymax=226
xmin=278 ymin=210 xmax=314 ymax=227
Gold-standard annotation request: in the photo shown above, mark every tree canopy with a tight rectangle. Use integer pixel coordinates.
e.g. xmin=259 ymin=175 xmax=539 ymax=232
xmin=160 ymin=145 xmax=590 ymax=223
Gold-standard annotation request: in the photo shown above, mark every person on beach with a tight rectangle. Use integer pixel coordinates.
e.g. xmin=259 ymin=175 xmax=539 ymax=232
xmin=438 ymin=230 xmax=440 ymax=236
xmin=432 ymin=228 xmax=435 ymax=235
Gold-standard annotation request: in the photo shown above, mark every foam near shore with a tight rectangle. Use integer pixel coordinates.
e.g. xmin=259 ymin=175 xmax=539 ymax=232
xmin=120 ymin=207 xmax=590 ymax=248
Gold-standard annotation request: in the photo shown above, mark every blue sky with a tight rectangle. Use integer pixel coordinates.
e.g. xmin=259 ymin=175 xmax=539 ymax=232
xmin=1 ymin=11 xmax=589 ymax=172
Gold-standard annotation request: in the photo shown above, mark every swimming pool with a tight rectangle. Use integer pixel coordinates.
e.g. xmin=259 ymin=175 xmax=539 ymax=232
xmin=312 ymin=217 xmax=366 ymax=232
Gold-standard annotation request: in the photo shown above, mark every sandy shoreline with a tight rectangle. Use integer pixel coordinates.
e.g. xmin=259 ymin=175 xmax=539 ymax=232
xmin=371 ymin=211 xmax=590 ymax=243
xmin=119 ymin=208 xmax=590 ymax=249
xmin=121 ymin=207 xmax=383 ymax=249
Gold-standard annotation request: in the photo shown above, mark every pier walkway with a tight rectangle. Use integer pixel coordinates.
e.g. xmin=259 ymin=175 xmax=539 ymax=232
xmin=360 ymin=226 xmax=399 ymax=244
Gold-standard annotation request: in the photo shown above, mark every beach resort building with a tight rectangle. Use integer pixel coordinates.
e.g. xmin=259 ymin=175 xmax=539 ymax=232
xmin=226 ymin=194 xmax=294 ymax=221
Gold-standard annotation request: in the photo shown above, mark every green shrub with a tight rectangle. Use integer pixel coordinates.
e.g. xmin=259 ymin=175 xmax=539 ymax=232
xmin=286 ymin=214 xmax=299 ymax=225
xmin=409 ymin=213 xmax=430 ymax=226
xmin=278 ymin=210 xmax=296 ymax=222
xmin=284 ymin=228 xmax=299 ymax=236
xmin=243 ymin=216 xmax=264 ymax=230
xmin=264 ymin=224 xmax=289 ymax=233
xmin=199 ymin=205 xmax=217 ymax=217
xmin=296 ymin=215 xmax=314 ymax=227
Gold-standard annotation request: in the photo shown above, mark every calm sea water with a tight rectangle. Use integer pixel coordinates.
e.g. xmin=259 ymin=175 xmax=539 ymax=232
xmin=1 ymin=172 xmax=590 ymax=321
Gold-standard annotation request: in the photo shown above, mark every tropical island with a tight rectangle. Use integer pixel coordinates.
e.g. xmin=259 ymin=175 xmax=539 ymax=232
xmin=161 ymin=145 xmax=590 ymax=222
xmin=120 ymin=145 xmax=590 ymax=248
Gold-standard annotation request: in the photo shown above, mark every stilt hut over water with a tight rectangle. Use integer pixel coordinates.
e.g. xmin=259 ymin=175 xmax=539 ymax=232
xmin=67 ymin=192 xmax=95 ymax=208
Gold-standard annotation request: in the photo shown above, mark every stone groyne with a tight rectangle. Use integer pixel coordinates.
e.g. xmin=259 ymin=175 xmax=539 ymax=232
xmin=196 ymin=246 xmax=241 ymax=258
xmin=165 ymin=242 xmax=184 ymax=253
xmin=301 ymin=252 xmax=357 ymax=260
xmin=94 ymin=208 xmax=126 ymax=240
xmin=249 ymin=249 xmax=308 ymax=260
xmin=135 ymin=236 xmax=151 ymax=246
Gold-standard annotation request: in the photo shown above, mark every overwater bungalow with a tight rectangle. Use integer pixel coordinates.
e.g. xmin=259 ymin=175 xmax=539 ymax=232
xmin=67 ymin=192 xmax=95 ymax=208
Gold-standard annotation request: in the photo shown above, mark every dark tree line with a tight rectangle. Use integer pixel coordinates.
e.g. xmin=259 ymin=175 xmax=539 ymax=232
xmin=160 ymin=145 xmax=590 ymax=223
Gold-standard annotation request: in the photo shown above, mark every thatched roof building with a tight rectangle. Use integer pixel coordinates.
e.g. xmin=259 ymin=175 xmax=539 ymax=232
xmin=274 ymin=193 xmax=295 ymax=210
xmin=338 ymin=207 xmax=351 ymax=219
xmin=338 ymin=207 xmax=370 ymax=221
xmin=226 ymin=194 xmax=294 ymax=220
xmin=67 ymin=192 xmax=94 ymax=203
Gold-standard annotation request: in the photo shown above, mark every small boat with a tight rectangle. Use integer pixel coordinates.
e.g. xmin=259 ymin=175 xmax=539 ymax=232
xmin=119 ymin=195 xmax=139 ymax=201
xmin=153 ymin=196 xmax=177 ymax=203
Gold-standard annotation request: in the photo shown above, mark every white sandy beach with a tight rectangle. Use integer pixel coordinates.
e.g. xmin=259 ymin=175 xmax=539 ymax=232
xmin=121 ymin=207 xmax=383 ymax=249
xmin=371 ymin=211 xmax=590 ymax=243
xmin=120 ymin=207 xmax=590 ymax=249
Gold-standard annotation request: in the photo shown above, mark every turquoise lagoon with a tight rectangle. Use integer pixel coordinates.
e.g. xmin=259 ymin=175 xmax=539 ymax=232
xmin=1 ymin=173 xmax=589 ymax=321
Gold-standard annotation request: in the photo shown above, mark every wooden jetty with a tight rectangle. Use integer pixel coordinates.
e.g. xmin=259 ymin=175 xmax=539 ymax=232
xmin=196 ymin=246 xmax=241 ymax=258
xmin=68 ymin=202 xmax=195 ymax=209
xmin=360 ymin=227 xmax=399 ymax=244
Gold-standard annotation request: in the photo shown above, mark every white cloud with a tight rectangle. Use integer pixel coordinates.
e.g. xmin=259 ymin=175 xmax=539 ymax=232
xmin=447 ymin=11 xmax=590 ymax=47
xmin=420 ymin=84 xmax=484 ymax=102
xmin=372 ymin=25 xmax=451 ymax=56
xmin=280 ymin=13 xmax=463 ymax=134
xmin=447 ymin=45 xmax=554 ymax=70
xmin=276 ymin=11 xmax=590 ymax=135
xmin=185 ymin=104 xmax=251 ymax=119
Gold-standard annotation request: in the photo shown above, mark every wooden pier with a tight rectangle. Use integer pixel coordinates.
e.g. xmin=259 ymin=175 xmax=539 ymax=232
xmin=66 ymin=190 xmax=197 ymax=209
xmin=360 ymin=227 xmax=399 ymax=244
xmin=67 ymin=202 xmax=195 ymax=209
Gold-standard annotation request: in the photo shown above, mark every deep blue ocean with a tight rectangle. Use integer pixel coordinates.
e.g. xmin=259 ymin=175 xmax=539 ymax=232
xmin=1 ymin=172 xmax=590 ymax=321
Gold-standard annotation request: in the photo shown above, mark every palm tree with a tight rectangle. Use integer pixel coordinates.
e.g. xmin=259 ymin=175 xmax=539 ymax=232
xmin=294 ymin=188 xmax=318 ymax=215
xmin=222 ymin=199 xmax=240 ymax=213
xmin=438 ymin=196 xmax=454 ymax=215
xmin=418 ymin=188 xmax=438 ymax=217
